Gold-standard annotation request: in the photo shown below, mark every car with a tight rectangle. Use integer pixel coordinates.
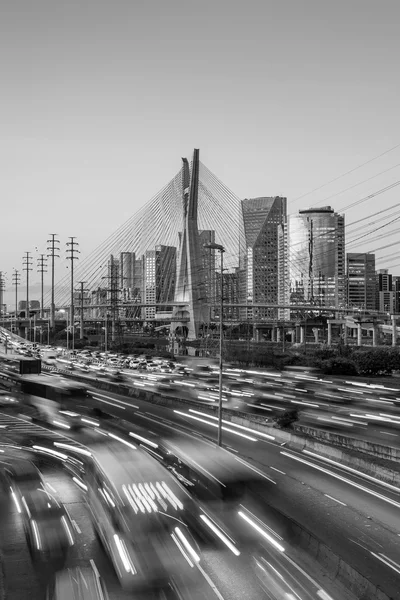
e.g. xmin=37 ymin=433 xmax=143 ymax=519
xmin=0 ymin=389 xmax=19 ymax=408
xmin=48 ymin=565 xmax=109 ymax=599
xmin=21 ymin=487 xmax=75 ymax=561
xmin=5 ymin=460 xmax=44 ymax=504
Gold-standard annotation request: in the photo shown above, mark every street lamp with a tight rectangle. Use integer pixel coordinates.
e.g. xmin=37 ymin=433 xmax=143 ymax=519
xmin=204 ymin=242 xmax=225 ymax=447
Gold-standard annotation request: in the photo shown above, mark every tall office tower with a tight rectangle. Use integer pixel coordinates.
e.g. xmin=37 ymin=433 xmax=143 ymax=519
xmin=346 ymin=253 xmax=376 ymax=310
xmin=277 ymin=223 xmax=290 ymax=320
xmin=288 ymin=206 xmax=345 ymax=309
xmin=216 ymin=269 xmax=239 ymax=320
xmin=120 ymin=252 xmax=135 ymax=289
xmin=144 ymin=245 xmax=176 ymax=321
xmin=376 ymin=269 xmax=394 ymax=313
xmin=240 ymin=196 xmax=287 ymax=321
xmin=107 ymin=255 xmax=120 ymax=319
xmin=199 ymin=230 xmax=216 ymax=320
xmin=393 ymin=276 xmax=400 ymax=314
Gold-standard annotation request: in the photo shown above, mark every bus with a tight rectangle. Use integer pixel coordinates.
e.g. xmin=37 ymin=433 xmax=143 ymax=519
xmin=17 ymin=375 xmax=90 ymax=430
xmin=83 ymin=440 xmax=202 ymax=593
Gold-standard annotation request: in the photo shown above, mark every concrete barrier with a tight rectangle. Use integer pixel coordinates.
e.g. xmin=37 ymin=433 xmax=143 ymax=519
xmin=288 ymin=517 xmax=392 ymax=600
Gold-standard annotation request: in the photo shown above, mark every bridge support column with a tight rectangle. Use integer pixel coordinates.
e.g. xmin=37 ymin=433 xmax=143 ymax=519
xmin=327 ymin=320 xmax=332 ymax=346
xmin=357 ymin=323 xmax=362 ymax=346
xmin=276 ymin=328 xmax=281 ymax=343
xmin=313 ymin=328 xmax=319 ymax=344
xmin=372 ymin=325 xmax=378 ymax=347
xmin=392 ymin=316 xmax=397 ymax=347
xmin=271 ymin=328 xmax=276 ymax=342
xmin=343 ymin=324 xmax=348 ymax=345
xmin=300 ymin=327 xmax=304 ymax=344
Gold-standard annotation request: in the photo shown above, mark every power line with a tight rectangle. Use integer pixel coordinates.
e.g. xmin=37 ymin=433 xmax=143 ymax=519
xmin=292 ymin=142 xmax=400 ymax=203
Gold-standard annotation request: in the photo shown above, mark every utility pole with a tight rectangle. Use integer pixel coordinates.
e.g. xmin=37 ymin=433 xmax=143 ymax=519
xmin=102 ymin=256 xmax=122 ymax=345
xmin=308 ymin=218 xmax=314 ymax=302
xmin=12 ymin=270 xmax=21 ymax=333
xmin=23 ymin=252 xmax=33 ymax=340
xmin=0 ymin=273 xmax=5 ymax=324
xmin=76 ymin=281 xmax=89 ymax=340
xmin=37 ymin=254 xmax=47 ymax=319
xmin=66 ymin=237 xmax=79 ymax=351
xmin=47 ymin=234 xmax=60 ymax=330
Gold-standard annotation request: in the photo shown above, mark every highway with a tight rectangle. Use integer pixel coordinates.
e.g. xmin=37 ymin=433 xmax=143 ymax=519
xmin=76 ymin=385 xmax=400 ymax=599
xmin=0 ymin=412 xmax=356 ymax=600
xmin=1 ymin=347 xmax=400 ymax=596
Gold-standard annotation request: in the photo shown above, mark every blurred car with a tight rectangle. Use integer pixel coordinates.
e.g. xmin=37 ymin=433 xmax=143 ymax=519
xmin=5 ymin=460 xmax=75 ymax=560
xmin=5 ymin=460 xmax=44 ymax=503
xmin=48 ymin=565 xmax=109 ymax=600
xmin=0 ymin=389 xmax=19 ymax=407
xmin=21 ymin=487 xmax=75 ymax=561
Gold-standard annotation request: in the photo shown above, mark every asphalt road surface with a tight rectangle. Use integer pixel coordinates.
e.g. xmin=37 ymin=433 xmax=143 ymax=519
xmin=0 ymin=415 xmax=357 ymax=600
xmin=78 ymin=386 xmax=400 ymax=599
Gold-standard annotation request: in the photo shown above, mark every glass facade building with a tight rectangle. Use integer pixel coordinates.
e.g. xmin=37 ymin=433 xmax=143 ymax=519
xmin=346 ymin=253 xmax=376 ymax=310
xmin=288 ymin=206 xmax=345 ymax=309
xmin=144 ymin=245 xmax=176 ymax=320
xmin=239 ymin=196 xmax=287 ymax=320
xmin=376 ymin=269 xmax=394 ymax=313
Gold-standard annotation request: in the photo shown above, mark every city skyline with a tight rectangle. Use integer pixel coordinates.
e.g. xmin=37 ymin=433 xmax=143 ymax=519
xmin=1 ymin=1 xmax=400 ymax=298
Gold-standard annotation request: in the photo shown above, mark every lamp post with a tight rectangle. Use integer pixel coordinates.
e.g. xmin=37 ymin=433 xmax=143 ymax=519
xmin=204 ymin=242 xmax=225 ymax=447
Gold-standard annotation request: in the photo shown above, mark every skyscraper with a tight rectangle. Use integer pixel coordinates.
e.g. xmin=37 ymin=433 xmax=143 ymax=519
xmin=120 ymin=252 xmax=135 ymax=289
xmin=199 ymin=230 xmax=216 ymax=320
xmin=346 ymin=253 xmax=376 ymax=310
xmin=144 ymin=245 xmax=176 ymax=321
xmin=376 ymin=269 xmax=394 ymax=313
xmin=240 ymin=196 xmax=287 ymax=320
xmin=288 ymin=206 xmax=345 ymax=309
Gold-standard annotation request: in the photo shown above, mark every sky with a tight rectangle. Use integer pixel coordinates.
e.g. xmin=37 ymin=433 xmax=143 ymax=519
xmin=1 ymin=0 xmax=400 ymax=305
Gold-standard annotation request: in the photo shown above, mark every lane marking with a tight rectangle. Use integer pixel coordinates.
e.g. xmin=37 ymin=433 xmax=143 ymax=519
xmin=282 ymin=451 xmax=400 ymax=509
xmin=174 ymin=410 xmax=257 ymax=442
xmin=188 ymin=409 xmax=275 ymax=440
xmin=72 ymin=520 xmax=81 ymax=534
xmin=349 ymin=538 xmax=370 ymax=552
xmin=196 ymin=563 xmax=225 ymax=600
xmin=227 ymin=446 xmax=238 ymax=453
xmin=270 ymin=466 xmax=286 ymax=475
xmin=90 ymin=396 xmax=126 ymax=410
xmin=379 ymin=431 xmax=398 ymax=436
xmin=324 ymin=494 xmax=346 ymax=506
xmin=371 ymin=552 xmax=400 ymax=575
xmin=91 ymin=391 xmax=138 ymax=409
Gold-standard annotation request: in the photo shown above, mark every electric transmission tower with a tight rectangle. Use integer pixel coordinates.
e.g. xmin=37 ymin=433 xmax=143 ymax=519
xmin=76 ymin=281 xmax=89 ymax=340
xmin=22 ymin=252 xmax=33 ymax=339
xmin=37 ymin=254 xmax=47 ymax=318
xmin=47 ymin=234 xmax=60 ymax=329
xmin=0 ymin=272 xmax=6 ymax=319
xmin=66 ymin=237 xmax=80 ymax=351
xmin=12 ymin=270 xmax=21 ymax=325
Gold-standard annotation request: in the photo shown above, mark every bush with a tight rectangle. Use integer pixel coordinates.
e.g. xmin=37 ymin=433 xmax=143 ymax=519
xmin=273 ymin=409 xmax=299 ymax=429
xmin=319 ymin=357 xmax=358 ymax=376
xmin=352 ymin=348 xmax=400 ymax=376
